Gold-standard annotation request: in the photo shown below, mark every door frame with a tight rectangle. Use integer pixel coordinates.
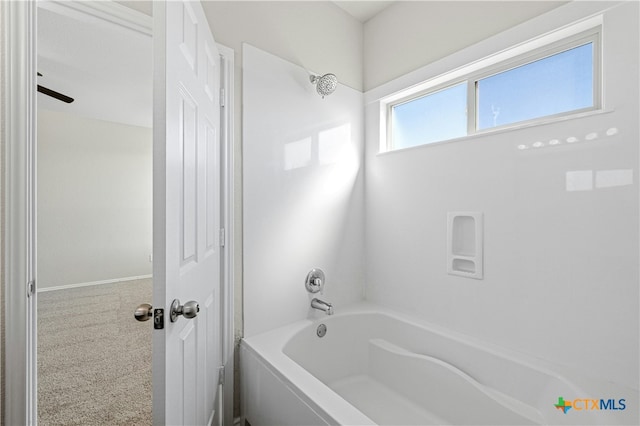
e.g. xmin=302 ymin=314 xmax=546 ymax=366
xmin=218 ymin=43 xmax=236 ymax=426
xmin=2 ymin=1 xmax=37 ymax=424
xmin=1 ymin=1 xmax=235 ymax=424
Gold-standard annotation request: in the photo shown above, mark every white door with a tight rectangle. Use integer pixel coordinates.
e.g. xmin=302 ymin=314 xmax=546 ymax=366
xmin=153 ymin=1 xmax=222 ymax=425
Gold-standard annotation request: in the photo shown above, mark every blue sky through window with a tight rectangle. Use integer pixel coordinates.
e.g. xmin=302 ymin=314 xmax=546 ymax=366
xmin=388 ymin=40 xmax=595 ymax=151
xmin=392 ymin=83 xmax=467 ymax=149
xmin=477 ymin=43 xmax=593 ymax=130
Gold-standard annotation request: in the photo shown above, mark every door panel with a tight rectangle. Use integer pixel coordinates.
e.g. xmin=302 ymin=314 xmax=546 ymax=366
xmin=153 ymin=1 xmax=221 ymax=424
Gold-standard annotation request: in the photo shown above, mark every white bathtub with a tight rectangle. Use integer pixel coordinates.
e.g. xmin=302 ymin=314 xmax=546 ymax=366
xmin=241 ymin=303 xmax=637 ymax=425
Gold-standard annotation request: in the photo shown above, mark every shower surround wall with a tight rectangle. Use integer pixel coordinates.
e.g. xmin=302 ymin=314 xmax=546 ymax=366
xmin=243 ymin=45 xmax=364 ymax=337
xmin=364 ymin=0 xmax=638 ymax=390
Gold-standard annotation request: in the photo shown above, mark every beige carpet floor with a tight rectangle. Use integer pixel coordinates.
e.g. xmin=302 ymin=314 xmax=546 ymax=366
xmin=38 ymin=278 xmax=152 ymax=425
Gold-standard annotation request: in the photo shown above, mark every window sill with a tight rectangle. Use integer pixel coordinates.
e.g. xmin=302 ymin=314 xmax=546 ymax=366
xmin=377 ymin=107 xmax=615 ymax=156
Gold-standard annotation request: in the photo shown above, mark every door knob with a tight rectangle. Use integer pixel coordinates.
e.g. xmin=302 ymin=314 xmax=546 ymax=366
xmin=134 ymin=303 xmax=153 ymax=321
xmin=170 ymin=299 xmax=199 ymax=322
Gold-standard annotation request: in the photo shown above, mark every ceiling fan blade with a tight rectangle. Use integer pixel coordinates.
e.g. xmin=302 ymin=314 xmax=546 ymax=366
xmin=37 ymin=84 xmax=74 ymax=104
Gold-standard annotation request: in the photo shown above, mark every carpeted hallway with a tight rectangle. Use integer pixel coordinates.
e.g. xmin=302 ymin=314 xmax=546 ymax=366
xmin=38 ymin=278 xmax=152 ymax=425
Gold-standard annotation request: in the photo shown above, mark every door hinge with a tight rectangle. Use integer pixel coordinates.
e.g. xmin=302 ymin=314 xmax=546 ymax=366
xmin=218 ymin=365 xmax=225 ymax=385
xmin=220 ymin=88 xmax=225 ymax=107
xmin=219 ymin=228 xmax=226 ymax=247
xmin=27 ymin=280 xmax=35 ymax=297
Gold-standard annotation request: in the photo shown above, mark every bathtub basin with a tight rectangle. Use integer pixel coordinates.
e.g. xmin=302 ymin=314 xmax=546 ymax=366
xmin=241 ymin=303 xmax=637 ymax=425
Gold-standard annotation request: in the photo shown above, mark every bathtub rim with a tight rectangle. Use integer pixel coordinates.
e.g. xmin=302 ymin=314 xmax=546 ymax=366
xmin=242 ymin=301 xmax=639 ymax=425
xmin=241 ymin=315 xmax=377 ymax=425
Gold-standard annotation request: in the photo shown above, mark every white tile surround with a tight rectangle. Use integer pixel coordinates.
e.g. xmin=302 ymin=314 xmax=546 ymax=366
xmin=242 ymin=0 xmax=639 ymax=392
xmin=364 ymin=1 xmax=639 ymax=389
xmin=243 ymin=44 xmax=365 ymax=337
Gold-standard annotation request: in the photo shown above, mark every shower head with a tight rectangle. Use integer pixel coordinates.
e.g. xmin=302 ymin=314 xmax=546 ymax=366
xmin=310 ymin=73 xmax=337 ymax=98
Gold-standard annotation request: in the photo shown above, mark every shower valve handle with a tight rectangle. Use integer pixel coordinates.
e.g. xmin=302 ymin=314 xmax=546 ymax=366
xmin=305 ymin=268 xmax=325 ymax=294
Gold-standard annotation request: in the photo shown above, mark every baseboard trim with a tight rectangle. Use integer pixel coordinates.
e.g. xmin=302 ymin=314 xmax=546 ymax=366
xmin=37 ymin=274 xmax=152 ymax=293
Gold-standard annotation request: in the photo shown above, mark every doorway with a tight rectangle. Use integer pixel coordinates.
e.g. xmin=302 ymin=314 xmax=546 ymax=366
xmin=2 ymin=1 xmax=235 ymax=424
xmin=35 ymin=2 xmax=153 ymax=424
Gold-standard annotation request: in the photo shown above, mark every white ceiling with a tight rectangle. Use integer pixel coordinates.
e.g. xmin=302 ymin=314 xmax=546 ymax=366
xmin=333 ymin=1 xmax=395 ymax=22
xmin=35 ymin=1 xmax=392 ymax=128
xmin=37 ymin=3 xmax=152 ymax=128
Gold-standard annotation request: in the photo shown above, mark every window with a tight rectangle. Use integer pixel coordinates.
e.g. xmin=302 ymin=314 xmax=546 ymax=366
xmin=383 ymin=28 xmax=600 ymax=152
xmin=391 ymin=83 xmax=467 ymax=149
xmin=476 ymin=43 xmax=594 ymax=130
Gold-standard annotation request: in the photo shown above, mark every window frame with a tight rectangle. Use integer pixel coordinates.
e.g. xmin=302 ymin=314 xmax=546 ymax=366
xmin=388 ymin=80 xmax=469 ymax=150
xmin=384 ymin=27 xmax=602 ymax=152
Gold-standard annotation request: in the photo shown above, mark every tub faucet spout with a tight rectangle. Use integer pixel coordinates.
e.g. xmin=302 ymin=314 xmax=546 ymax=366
xmin=311 ymin=298 xmax=333 ymax=315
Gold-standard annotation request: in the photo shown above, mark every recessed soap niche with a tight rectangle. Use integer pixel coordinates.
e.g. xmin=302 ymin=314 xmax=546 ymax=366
xmin=447 ymin=212 xmax=483 ymax=279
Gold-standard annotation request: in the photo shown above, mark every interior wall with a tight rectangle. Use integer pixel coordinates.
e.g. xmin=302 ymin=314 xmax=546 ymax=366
xmin=37 ymin=109 xmax=152 ymax=289
xmin=114 ymin=0 xmax=152 ymax=17
xmin=202 ymin=1 xmax=363 ymax=340
xmin=364 ymin=0 xmax=638 ymax=390
xmin=363 ymin=0 xmax=567 ymax=91
xmin=243 ymin=44 xmax=364 ymax=337
xmin=205 ymin=1 xmax=363 ymax=92
xmin=201 ymin=4 xmax=363 ymax=418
